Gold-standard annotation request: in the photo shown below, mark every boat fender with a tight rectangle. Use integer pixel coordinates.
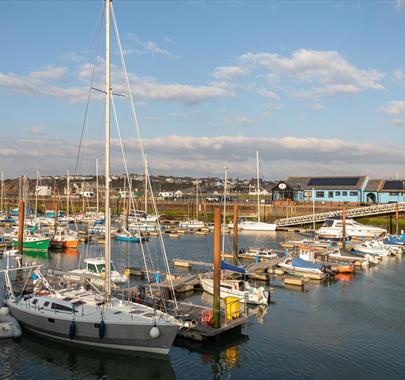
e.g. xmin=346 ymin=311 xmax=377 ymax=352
xmin=150 ymin=323 xmax=160 ymax=339
xmin=0 ymin=307 xmax=9 ymax=316
xmin=69 ymin=320 xmax=76 ymax=340
xmin=99 ymin=320 xmax=106 ymax=339
xmin=267 ymin=290 xmax=271 ymax=304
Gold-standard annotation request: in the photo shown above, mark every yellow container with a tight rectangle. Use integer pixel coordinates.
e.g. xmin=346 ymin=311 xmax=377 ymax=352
xmin=224 ymin=296 xmax=240 ymax=320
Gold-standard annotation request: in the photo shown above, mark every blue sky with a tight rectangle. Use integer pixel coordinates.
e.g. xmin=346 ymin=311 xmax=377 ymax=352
xmin=2 ymin=0 xmax=405 ymax=179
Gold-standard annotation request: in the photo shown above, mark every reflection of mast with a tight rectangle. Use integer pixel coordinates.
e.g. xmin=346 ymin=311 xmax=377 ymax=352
xmin=196 ymin=178 xmax=199 ymax=220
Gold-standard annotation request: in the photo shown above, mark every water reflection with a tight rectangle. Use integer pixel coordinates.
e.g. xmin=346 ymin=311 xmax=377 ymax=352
xmin=1 ymin=330 xmax=175 ymax=380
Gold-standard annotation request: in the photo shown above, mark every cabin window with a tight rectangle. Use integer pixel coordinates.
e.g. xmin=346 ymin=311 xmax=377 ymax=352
xmin=335 ymin=191 xmax=341 ymax=196
xmin=32 ymin=299 xmax=38 ymax=305
xmin=328 ymin=192 xmax=334 ymax=198
xmin=316 ymin=191 xmax=324 ymax=198
xmin=342 ymin=191 xmax=347 ymax=196
xmin=389 ymin=193 xmax=397 ymax=196
xmin=88 ymin=264 xmax=97 ymax=273
xmin=349 ymin=191 xmax=358 ymax=196
xmin=51 ymin=303 xmax=73 ymax=312
xmin=44 ymin=301 xmax=50 ymax=307
xmin=323 ymin=220 xmax=334 ymax=227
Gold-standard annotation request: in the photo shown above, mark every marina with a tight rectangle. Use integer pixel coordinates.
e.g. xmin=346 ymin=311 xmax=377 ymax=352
xmin=1 ymin=0 xmax=405 ymax=379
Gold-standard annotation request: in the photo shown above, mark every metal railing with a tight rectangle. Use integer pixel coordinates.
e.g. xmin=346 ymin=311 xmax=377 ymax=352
xmin=275 ymin=202 xmax=405 ymax=227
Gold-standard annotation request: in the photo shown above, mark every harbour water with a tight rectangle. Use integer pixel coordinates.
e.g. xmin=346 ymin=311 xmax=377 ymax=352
xmin=1 ymin=231 xmax=405 ymax=379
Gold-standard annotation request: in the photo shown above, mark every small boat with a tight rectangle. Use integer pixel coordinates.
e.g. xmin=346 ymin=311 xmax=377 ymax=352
xmin=12 ymin=232 xmax=50 ymax=252
xmin=328 ymin=248 xmax=378 ymax=265
xmin=352 ymin=241 xmax=391 ymax=257
xmin=178 ymin=220 xmax=205 ymax=230
xmin=228 ymin=219 xmax=277 ymax=232
xmin=115 ymin=231 xmax=146 ymax=242
xmin=244 ymin=248 xmax=278 ymax=259
xmin=278 ymin=257 xmax=327 ymax=276
xmin=199 ymin=277 xmax=268 ymax=305
xmin=68 ymin=257 xmax=128 ymax=285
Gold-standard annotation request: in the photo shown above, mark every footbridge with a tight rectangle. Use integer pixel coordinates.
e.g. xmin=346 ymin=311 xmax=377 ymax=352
xmin=275 ymin=202 xmax=405 ymax=227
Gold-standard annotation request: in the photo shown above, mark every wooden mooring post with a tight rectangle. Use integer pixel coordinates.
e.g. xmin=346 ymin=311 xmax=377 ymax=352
xmin=213 ymin=207 xmax=221 ymax=329
xmin=396 ymin=203 xmax=399 ymax=235
xmin=342 ymin=207 xmax=346 ymax=250
xmin=233 ymin=205 xmax=238 ymax=266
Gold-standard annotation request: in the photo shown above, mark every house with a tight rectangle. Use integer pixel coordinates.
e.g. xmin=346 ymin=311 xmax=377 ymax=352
xmin=174 ymin=190 xmax=183 ymax=198
xmin=36 ymin=185 xmax=52 ymax=196
xmin=286 ymin=176 xmax=368 ymax=203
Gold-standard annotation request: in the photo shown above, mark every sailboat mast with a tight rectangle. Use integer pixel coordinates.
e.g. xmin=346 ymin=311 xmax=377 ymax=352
xmin=104 ymin=0 xmax=111 ymax=298
xmin=144 ymin=156 xmax=148 ymax=215
xmin=1 ymin=169 xmax=4 ymax=214
xmin=35 ymin=169 xmax=38 ymax=220
xmin=256 ymin=151 xmax=260 ymax=222
xmin=66 ymin=168 xmax=70 ymax=221
xmin=96 ymin=158 xmax=99 ymax=213
xmin=196 ymin=178 xmax=199 ymax=220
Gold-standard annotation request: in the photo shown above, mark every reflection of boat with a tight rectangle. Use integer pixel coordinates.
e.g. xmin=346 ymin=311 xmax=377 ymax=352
xmin=335 ymin=273 xmax=354 ymax=281
xmin=16 ymin=328 xmax=175 ymax=379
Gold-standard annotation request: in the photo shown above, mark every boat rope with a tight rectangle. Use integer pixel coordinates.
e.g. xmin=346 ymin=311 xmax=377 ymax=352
xmin=72 ymin=4 xmax=104 ymax=179
xmin=111 ymin=4 xmax=178 ymax=311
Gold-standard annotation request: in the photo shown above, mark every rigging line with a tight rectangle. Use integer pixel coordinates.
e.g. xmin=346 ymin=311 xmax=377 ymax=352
xmin=111 ymin=5 xmax=178 ymax=311
xmin=110 ymin=93 xmax=153 ymax=296
xmin=73 ymin=4 xmax=104 ymax=178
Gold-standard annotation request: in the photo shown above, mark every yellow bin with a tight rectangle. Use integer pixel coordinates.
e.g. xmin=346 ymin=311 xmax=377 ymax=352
xmin=224 ymin=296 xmax=240 ymax=320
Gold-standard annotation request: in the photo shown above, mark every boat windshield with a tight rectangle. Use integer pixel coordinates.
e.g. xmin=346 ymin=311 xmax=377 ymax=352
xmin=96 ymin=262 xmax=116 ymax=273
xmin=322 ymin=219 xmax=334 ymax=227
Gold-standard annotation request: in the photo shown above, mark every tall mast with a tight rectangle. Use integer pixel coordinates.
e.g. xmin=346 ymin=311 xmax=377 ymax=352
xmin=144 ymin=155 xmax=148 ymax=214
xmin=1 ymin=170 xmax=3 ymax=214
xmin=35 ymin=169 xmax=39 ymax=220
xmin=221 ymin=165 xmax=228 ymax=258
xmin=96 ymin=158 xmax=99 ymax=213
xmin=66 ymin=169 xmax=70 ymax=221
xmin=256 ymin=151 xmax=260 ymax=222
xmin=196 ymin=178 xmax=199 ymax=220
xmin=104 ymin=0 xmax=111 ymax=298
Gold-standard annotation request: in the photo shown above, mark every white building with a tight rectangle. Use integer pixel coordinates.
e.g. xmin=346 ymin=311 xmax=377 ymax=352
xmin=36 ymin=185 xmax=52 ymax=196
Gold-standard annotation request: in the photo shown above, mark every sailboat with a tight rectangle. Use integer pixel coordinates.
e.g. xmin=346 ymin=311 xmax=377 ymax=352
xmin=2 ymin=0 xmax=181 ymax=354
xmin=179 ymin=178 xmax=205 ymax=229
xmin=229 ymin=151 xmax=276 ymax=231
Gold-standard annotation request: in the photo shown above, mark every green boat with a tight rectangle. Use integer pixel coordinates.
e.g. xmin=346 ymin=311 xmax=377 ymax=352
xmin=12 ymin=237 xmax=51 ymax=252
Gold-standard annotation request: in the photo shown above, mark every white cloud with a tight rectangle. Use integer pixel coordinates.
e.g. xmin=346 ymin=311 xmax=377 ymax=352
xmin=29 ymin=65 xmax=67 ymax=80
xmin=225 ymin=115 xmax=252 ymax=126
xmin=3 ymin=135 xmax=405 ymax=178
xmin=393 ymin=69 xmax=404 ymax=81
xmin=238 ymin=49 xmax=384 ymax=98
xmin=256 ymin=88 xmax=279 ymax=99
xmin=213 ymin=66 xmax=249 ymax=81
xmin=127 ymin=34 xmax=171 ymax=56
xmin=380 ymin=101 xmax=405 ymax=115
xmin=395 ymin=0 xmax=405 ymax=11
xmin=390 ymin=119 xmax=405 ymax=126
xmin=307 ymin=103 xmax=326 ymax=110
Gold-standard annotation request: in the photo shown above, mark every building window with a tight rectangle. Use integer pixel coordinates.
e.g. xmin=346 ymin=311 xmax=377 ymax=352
xmin=350 ymin=191 xmax=358 ymax=196
xmin=316 ymin=191 xmax=324 ymax=198
xmin=328 ymin=191 xmax=334 ymax=198
xmin=342 ymin=191 xmax=347 ymax=196
xmin=335 ymin=191 xmax=341 ymax=196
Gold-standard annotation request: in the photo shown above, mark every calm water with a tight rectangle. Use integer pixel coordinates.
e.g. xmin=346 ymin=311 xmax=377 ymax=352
xmin=1 ymin=231 xmax=405 ymax=380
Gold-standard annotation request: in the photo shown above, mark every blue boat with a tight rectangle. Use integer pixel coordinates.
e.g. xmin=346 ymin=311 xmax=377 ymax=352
xmin=279 ymin=257 xmax=325 ymax=275
xmin=115 ymin=233 xmax=140 ymax=242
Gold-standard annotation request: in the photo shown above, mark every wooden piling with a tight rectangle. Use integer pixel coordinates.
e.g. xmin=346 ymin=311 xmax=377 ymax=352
xmin=213 ymin=207 xmax=221 ymax=328
xmin=17 ymin=199 xmax=24 ymax=255
xmin=233 ymin=205 xmax=238 ymax=266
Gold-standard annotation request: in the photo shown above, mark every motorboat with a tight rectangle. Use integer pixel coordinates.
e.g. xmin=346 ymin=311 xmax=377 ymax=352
xmin=68 ymin=257 xmax=128 ymax=285
xmin=199 ymin=277 xmax=268 ymax=305
xmin=178 ymin=219 xmax=205 ymax=230
xmin=328 ymin=248 xmax=378 ymax=265
xmin=278 ymin=257 xmax=328 ymax=276
xmin=51 ymin=227 xmax=79 ymax=249
xmin=317 ymin=217 xmax=386 ymax=239
xmin=351 ymin=241 xmax=391 ymax=257
xmin=244 ymin=248 xmax=278 ymax=259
